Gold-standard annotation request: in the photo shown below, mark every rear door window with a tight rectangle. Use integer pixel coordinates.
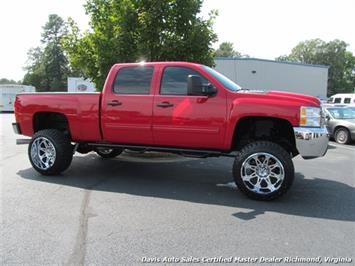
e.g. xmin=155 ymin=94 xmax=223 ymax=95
xmin=113 ymin=66 xmax=154 ymax=95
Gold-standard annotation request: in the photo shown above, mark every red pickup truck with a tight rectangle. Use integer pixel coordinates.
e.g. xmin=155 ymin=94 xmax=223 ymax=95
xmin=13 ymin=62 xmax=329 ymax=200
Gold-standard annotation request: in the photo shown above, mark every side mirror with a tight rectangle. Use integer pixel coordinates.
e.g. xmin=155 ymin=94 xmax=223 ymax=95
xmin=187 ymin=75 xmax=217 ymax=96
xmin=326 ymin=114 xmax=330 ymax=121
xmin=203 ymin=83 xmax=218 ymax=96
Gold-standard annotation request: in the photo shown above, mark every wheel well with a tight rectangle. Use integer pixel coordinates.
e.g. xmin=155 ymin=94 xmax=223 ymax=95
xmin=33 ymin=112 xmax=71 ymax=138
xmin=231 ymin=116 xmax=298 ymax=156
xmin=334 ymin=126 xmax=349 ymax=134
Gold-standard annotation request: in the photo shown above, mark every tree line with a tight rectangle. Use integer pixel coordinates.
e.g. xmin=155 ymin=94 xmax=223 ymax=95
xmin=276 ymin=39 xmax=355 ymax=96
xmin=0 ymin=78 xmax=21 ymax=85
xmin=2 ymin=0 xmax=354 ymax=96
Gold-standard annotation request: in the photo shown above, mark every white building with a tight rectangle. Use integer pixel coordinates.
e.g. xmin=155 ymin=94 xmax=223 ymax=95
xmin=0 ymin=84 xmax=35 ymax=112
xmin=215 ymin=58 xmax=329 ymax=98
xmin=67 ymin=77 xmax=96 ymax=92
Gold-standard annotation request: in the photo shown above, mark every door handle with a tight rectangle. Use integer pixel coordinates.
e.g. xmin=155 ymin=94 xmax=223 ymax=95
xmin=107 ymin=100 xmax=122 ymax=106
xmin=157 ymin=102 xmax=174 ymax=108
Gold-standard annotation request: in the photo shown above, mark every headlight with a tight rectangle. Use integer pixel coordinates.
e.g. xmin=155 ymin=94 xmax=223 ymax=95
xmin=299 ymin=106 xmax=321 ymax=127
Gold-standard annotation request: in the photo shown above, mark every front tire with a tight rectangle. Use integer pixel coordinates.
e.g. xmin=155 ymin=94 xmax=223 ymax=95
xmin=233 ymin=141 xmax=294 ymax=200
xmin=28 ymin=129 xmax=73 ymax=175
xmin=334 ymin=127 xmax=351 ymax=144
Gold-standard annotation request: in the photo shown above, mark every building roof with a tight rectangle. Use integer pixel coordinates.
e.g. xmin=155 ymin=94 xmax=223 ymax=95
xmin=215 ymin=57 xmax=329 ymax=69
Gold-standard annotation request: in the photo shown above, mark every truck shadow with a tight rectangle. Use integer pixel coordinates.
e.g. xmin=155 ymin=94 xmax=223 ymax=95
xmin=17 ymin=153 xmax=355 ymax=222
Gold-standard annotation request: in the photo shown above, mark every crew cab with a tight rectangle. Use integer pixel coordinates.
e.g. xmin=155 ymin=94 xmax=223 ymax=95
xmin=13 ymin=62 xmax=329 ymax=200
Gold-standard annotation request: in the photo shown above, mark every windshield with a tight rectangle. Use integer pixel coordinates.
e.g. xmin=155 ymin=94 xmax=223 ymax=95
xmin=327 ymin=108 xmax=355 ymax=119
xmin=202 ymin=66 xmax=241 ymax=91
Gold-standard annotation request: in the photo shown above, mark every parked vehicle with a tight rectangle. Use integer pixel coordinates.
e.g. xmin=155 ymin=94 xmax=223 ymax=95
xmin=324 ymin=107 xmax=355 ymax=144
xmin=321 ymin=103 xmax=347 ymax=108
xmin=328 ymin=93 xmax=355 ymax=105
xmin=316 ymin=96 xmax=328 ymax=104
xmin=12 ymin=62 xmax=329 ymax=200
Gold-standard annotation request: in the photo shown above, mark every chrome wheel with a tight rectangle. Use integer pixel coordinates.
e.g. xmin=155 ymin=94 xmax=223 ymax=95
xmin=30 ymin=137 xmax=56 ymax=170
xmin=240 ymin=152 xmax=284 ymax=194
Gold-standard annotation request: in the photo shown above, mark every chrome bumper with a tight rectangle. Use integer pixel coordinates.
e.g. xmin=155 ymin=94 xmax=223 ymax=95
xmin=293 ymin=127 xmax=329 ymax=159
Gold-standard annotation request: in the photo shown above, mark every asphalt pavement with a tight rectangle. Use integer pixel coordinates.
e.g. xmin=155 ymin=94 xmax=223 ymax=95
xmin=1 ymin=113 xmax=354 ymax=265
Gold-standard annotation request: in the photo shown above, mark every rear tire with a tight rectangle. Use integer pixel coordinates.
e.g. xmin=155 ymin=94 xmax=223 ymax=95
xmin=233 ymin=141 xmax=294 ymax=200
xmin=334 ymin=127 xmax=351 ymax=144
xmin=28 ymin=129 xmax=73 ymax=175
xmin=95 ymin=147 xmax=123 ymax=158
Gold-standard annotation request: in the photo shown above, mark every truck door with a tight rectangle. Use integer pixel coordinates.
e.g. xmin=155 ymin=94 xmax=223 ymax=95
xmin=152 ymin=66 xmax=226 ymax=149
xmin=101 ymin=66 xmax=155 ymax=144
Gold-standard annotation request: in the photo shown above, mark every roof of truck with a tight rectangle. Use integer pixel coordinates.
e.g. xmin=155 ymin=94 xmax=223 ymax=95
xmin=113 ymin=61 xmax=203 ymax=67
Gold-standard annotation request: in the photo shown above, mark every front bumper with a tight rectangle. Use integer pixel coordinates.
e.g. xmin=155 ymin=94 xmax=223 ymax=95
xmin=293 ymin=126 xmax=329 ymax=159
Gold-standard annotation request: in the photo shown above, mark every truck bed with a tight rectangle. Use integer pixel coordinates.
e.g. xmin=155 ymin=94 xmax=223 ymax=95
xmin=15 ymin=92 xmax=102 ymax=141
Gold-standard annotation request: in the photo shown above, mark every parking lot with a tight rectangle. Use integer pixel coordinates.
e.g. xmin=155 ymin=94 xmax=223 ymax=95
xmin=1 ymin=113 xmax=354 ymax=265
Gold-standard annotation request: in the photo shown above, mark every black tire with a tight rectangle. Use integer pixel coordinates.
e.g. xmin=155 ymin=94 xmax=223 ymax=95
xmin=233 ymin=141 xmax=294 ymax=201
xmin=28 ymin=129 xmax=73 ymax=175
xmin=334 ymin=127 xmax=351 ymax=144
xmin=95 ymin=147 xmax=123 ymax=158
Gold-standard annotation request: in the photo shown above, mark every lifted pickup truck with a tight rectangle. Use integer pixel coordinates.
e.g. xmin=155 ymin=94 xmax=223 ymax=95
xmin=13 ymin=62 xmax=329 ymax=200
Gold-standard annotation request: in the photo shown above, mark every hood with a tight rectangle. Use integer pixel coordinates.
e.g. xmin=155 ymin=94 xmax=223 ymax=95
xmin=235 ymin=89 xmax=321 ymax=107
xmin=266 ymin=91 xmax=320 ymax=106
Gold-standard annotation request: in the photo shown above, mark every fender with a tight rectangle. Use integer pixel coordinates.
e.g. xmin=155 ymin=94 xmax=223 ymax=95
xmin=223 ymin=92 xmax=309 ymax=149
xmin=14 ymin=93 xmax=101 ymax=141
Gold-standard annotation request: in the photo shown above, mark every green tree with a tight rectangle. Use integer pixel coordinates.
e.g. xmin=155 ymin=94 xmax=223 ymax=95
xmin=23 ymin=14 xmax=71 ymax=91
xmin=276 ymin=39 xmax=355 ymax=96
xmin=63 ymin=0 xmax=218 ymax=89
xmin=0 ymin=78 xmax=20 ymax=84
xmin=215 ymin=42 xmax=242 ymax=57
xmin=275 ymin=55 xmax=290 ymax=62
xmin=23 ymin=47 xmax=46 ymax=90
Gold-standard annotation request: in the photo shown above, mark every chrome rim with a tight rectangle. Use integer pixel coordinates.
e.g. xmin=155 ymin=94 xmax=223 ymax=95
xmin=97 ymin=148 xmax=113 ymax=155
xmin=336 ymin=131 xmax=347 ymax=143
xmin=240 ymin=152 xmax=284 ymax=194
xmin=30 ymin=137 xmax=56 ymax=170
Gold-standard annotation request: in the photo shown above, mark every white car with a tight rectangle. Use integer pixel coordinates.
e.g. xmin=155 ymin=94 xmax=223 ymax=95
xmin=328 ymin=93 xmax=355 ymax=105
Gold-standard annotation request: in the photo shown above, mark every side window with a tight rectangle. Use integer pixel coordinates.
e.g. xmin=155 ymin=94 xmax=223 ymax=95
xmin=334 ymin=98 xmax=341 ymax=103
xmin=113 ymin=66 xmax=154 ymax=95
xmin=160 ymin=66 xmax=209 ymax=95
xmin=344 ymin=98 xmax=351 ymax=104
